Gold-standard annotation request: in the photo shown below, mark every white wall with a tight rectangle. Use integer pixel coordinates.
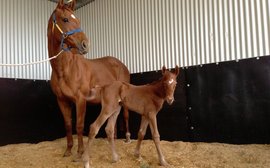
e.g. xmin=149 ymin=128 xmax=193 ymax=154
xmin=0 ymin=0 xmax=269 ymax=79
xmin=0 ymin=0 xmax=55 ymax=80
xmin=77 ymin=0 xmax=270 ymax=73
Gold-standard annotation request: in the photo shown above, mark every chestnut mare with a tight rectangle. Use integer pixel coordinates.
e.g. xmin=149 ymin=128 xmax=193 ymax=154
xmin=47 ymin=0 xmax=130 ymax=157
xmin=83 ymin=66 xmax=180 ymax=168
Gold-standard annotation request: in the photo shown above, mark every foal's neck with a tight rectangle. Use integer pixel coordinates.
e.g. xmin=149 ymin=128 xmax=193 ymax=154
xmin=151 ymin=78 xmax=166 ymax=99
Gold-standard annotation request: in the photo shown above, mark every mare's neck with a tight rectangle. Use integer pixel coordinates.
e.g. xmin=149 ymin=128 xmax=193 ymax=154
xmin=47 ymin=32 xmax=74 ymax=75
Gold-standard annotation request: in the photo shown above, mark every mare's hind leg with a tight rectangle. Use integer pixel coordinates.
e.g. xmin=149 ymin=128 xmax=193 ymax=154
xmin=123 ymin=106 xmax=131 ymax=142
xmin=105 ymin=105 xmax=121 ymax=162
xmin=57 ymin=98 xmax=73 ymax=157
xmin=148 ymin=112 xmax=169 ymax=166
xmin=134 ymin=116 xmax=149 ymax=157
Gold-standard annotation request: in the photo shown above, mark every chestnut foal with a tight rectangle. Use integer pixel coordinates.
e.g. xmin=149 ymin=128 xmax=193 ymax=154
xmin=83 ymin=66 xmax=179 ymax=168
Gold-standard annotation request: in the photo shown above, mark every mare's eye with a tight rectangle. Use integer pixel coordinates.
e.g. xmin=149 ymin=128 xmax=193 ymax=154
xmin=63 ymin=18 xmax=69 ymax=23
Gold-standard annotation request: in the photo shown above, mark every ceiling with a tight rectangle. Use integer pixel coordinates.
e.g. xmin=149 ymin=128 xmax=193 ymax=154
xmin=48 ymin=0 xmax=95 ymax=10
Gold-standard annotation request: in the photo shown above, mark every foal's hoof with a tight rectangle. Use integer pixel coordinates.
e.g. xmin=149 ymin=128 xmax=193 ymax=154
xmin=134 ymin=150 xmax=140 ymax=158
xmin=112 ymin=153 xmax=119 ymax=163
xmin=125 ymin=133 xmax=131 ymax=143
xmin=160 ymin=160 xmax=170 ymax=167
xmin=84 ymin=161 xmax=90 ymax=168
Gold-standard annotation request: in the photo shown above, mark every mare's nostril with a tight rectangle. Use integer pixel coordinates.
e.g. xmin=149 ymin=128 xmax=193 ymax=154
xmin=80 ymin=40 xmax=89 ymax=54
xmin=81 ymin=40 xmax=88 ymax=50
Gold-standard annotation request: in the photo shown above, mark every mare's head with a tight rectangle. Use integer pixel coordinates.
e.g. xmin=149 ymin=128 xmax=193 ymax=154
xmin=48 ymin=0 xmax=89 ymax=54
xmin=161 ymin=65 xmax=180 ymax=105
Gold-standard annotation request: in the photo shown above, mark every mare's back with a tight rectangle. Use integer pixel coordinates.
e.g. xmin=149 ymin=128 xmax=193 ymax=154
xmin=85 ymin=56 xmax=129 ymax=86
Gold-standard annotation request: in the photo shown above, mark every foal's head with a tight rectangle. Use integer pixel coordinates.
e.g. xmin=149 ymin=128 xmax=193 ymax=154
xmin=48 ymin=0 xmax=89 ymax=54
xmin=161 ymin=66 xmax=180 ymax=105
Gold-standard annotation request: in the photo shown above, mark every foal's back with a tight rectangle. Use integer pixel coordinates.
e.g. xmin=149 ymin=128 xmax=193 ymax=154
xmin=101 ymin=81 xmax=163 ymax=115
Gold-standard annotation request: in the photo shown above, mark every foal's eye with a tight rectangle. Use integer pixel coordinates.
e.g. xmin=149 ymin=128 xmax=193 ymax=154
xmin=63 ymin=18 xmax=69 ymax=23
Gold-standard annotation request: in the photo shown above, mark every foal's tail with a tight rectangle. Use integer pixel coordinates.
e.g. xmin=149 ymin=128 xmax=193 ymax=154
xmin=112 ymin=57 xmax=131 ymax=142
xmin=119 ymin=82 xmax=131 ymax=142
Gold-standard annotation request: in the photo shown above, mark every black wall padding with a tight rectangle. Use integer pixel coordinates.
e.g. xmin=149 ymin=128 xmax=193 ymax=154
xmin=0 ymin=79 xmax=65 ymax=146
xmin=185 ymin=56 xmax=270 ymax=144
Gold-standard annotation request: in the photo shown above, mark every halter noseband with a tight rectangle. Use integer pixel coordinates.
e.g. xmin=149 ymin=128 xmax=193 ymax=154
xmin=52 ymin=13 xmax=83 ymax=51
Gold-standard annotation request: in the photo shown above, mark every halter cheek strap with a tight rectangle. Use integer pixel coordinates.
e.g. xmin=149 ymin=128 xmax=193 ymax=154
xmin=52 ymin=13 xmax=83 ymax=51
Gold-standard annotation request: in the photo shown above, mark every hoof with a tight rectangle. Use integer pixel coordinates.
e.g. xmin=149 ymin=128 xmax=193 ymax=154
xmin=63 ymin=150 xmax=72 ymax=157
xmin=134 ymin=150 xmax=140 ymax=158
xmin=160 ymin=160 xmax=170 ymax=167
xmin=72 ymin=153 xmax=83 ymax=162
xmin=124 ymin=138 xmax=131 ymax=143
xmin=78 ymin=148 xmax=84 ymax=156
xmin=125 ymin=133 xmax=131 ymax=143
xmin=112 ymin=154 xmax=119 ymax=163
xmin=84 ymin=161 xmax=90 ymax=168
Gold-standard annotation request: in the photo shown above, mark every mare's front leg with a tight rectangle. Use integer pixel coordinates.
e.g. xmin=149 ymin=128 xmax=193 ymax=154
xmin=76 ymin=97 xmax=87 ymax=156
xmin=149 ymin=112 xmax=169 ymax=166
xmin=134 ymin=116 xmax=149 ymax=157
xmin=105 ymin=106 xmax=121 ymax=162
xmin=57 ymin=98 xmax=73 ymax=157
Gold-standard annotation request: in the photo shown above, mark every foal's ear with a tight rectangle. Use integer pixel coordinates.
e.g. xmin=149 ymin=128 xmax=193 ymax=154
xmin=162 ymin=66 xmax=167 ymax=75
xmin=174 ymin=65 xmax=180 ymax=76
xmin=57 ymin=0 xmax=64 ymax=8
xmin=66 ymin=0 xmax=77 ymax=11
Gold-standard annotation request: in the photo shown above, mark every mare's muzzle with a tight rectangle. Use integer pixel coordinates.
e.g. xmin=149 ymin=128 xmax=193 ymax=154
xmin=78 ymin=40 xmax=89 ymax=54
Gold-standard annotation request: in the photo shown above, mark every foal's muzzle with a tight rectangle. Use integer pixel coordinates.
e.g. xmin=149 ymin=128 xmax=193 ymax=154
xmin=166 ymin=97 xmax=174 ymax=105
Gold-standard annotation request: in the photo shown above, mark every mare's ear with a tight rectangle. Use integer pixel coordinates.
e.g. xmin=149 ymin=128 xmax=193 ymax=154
xmin=66 ymin=0 xmax=77 ymax=11
xmin=162 ymin=66 xmax=167 ymax=75
xmin=57 ymin=0 xmax=64 ymax=8
xmin=175 ymin=65 xmax=180 ymax=76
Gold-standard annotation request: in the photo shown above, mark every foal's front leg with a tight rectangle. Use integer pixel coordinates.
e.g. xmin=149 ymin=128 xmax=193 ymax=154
xmin=149 ymin=112 xmax=169 ymax=166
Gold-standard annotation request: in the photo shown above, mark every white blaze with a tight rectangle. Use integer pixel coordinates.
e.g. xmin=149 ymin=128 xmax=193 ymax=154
xmin=168 ymin=79 xmax=174 ymax=84
xmin=71 ymin=14 xmax=76 ymax=19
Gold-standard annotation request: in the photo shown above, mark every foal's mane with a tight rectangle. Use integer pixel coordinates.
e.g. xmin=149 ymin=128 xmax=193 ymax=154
xmin=147 ymin=77 xmax=164 ymax=86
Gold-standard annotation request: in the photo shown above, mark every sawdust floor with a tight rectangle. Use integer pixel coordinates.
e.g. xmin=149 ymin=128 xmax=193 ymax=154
xmin=0 ymin=136 xmax=269 ymax=168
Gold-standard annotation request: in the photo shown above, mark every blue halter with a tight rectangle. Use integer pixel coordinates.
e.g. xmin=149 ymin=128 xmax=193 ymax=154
xmin=52 ymin=13 xmax=83 ymax=51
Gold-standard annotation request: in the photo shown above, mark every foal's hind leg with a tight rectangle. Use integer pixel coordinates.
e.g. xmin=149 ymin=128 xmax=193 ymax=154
xmin=82 ymin=108 xmax=114 ymax=168
xmin=134 ymin=116 xmax=149 ymax=157
xmin=105 ymin=106 xmax=121 ymax=162
xmin=57 ymin=98 xmax=73 ymax=157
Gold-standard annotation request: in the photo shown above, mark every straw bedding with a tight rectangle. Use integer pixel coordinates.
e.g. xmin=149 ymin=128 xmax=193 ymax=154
xmin=0 ymin=136 xmax=269 ymax=168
